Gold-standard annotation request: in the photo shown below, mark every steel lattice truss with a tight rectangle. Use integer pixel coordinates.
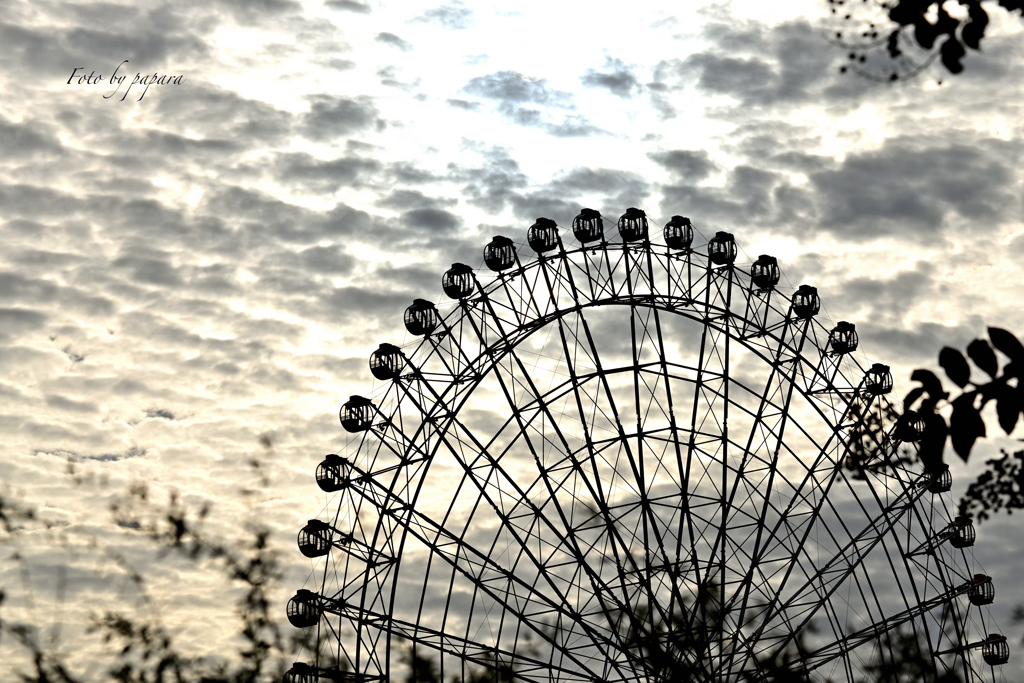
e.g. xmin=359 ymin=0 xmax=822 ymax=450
xmin=288 ymin=221 xmax=1003 ymax=683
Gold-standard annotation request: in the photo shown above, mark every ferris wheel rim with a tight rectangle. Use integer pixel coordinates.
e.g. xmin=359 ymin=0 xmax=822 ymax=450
xmin=294 ymin=224 xmax=998 ymax=683
xmin=377 ymin=248 xmax=907 ymax=679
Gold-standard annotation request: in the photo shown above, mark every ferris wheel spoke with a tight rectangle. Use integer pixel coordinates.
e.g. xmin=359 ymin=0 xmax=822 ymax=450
xmin=531 ymin=247 xmax=703 ymax=671
xmin=545 ymin=313 xmax=659 ymax=605
xmin=473 ymin=355 xmax=639 ymax=632
xmin=733 ymin=467 xmax=936 ymax=664
xmin=716 ymin=392 xmax=865 ymax=671
xmin=729 ymin=491 xmax=869 ymax=678
xmin=679 ymin=284 xmax=716 ymax=646
xmin=412 ymin=323 xmax=654 ymax=680
xmin=673 ymin=259 xmax=738 ymax=669
xmin=718 ymin=311 xmax=814 ymax=672
xmin=636 ymin=361 xmax=692 ymax=622
xmin=476 ymin=269 xmax=648 ymax=580
xmin=723 ymin=457 xmax=872 ymax=676
xmin=640 ymin=280 xmax=693 ymax=626
xmin=787 ymin=573 xmax=984 ymax=676
xmin=516 ymin=256 xmax=687 ymax=666
xmin=623 ymin=247 xmax=688 ymax=633
xmin=340 ymin=456 xmax=628 ymax=679
xmin=440 ymin=416 xmax=655 ymax=680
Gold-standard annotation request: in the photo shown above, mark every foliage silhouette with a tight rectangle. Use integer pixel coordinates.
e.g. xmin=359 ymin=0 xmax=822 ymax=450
xmin=831 ymin=0 xmax=1024 ymax=80
xmin=844 ymin=401 xmax=917 ymax=481
xmin=396 ymin=643 xmax=439 ymax=683
xmin=0 ymin=459 xmax=305 ymax=683
xmin=958 ymin=448 xmax=1024 ymax=521
xmin=464 ymin=652 xmax=516 ymax=683
xmin=601 ymin=579 xmax=814 ymax=682
xmin=902 ymin=327 xmax=1024 ymax=521
xmin=856 ymin=626 xmax=961 ymax=683
xmin=902 ymin=327 xmax=1023 ymax=472
xmin=394 ymin=642 xmax=524 ymax=683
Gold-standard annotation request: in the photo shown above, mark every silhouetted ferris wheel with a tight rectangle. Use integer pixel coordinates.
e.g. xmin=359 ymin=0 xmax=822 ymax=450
xmin=286 ymin=209 xmax=1008 ymax=683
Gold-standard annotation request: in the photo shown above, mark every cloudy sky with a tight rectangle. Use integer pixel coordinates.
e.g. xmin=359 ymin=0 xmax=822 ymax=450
xmin=1 ymin=0 xmax=1023 ymax=679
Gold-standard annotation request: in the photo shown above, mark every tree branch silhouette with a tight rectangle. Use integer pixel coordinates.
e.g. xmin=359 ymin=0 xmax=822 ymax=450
xmin=831 ymin=0 xmax=1024 ymax=80
xmin=903 ymin=327 xmax=1022 ymax=472
xmin=0 ymin=457 xmax=304 ymax=683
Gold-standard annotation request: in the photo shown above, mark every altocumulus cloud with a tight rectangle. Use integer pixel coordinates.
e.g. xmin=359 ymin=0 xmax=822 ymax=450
xmin=463 ymin=70 xmax=574 ymax=107
xmin=326 ymin=0 xmax=371 ymax=13
xmin=413 ymin=1 xmax=472 ymax=30
xmin=461 ymin=71 xmax=605 ymax=137
xmin=301 ymin=95 xmax=383 ymax=140
xmin=1 ymin=0 xmax=1023 ymax=679
xmin=401 ymin=207 xmax=463 ymax=232
xmin=807 ymin=136 xmax=1024 ymax=241
xmin=580 ymin=57 xmax=641 ymax=98
xmin=376 ymin=31 xmax=413 ymax=51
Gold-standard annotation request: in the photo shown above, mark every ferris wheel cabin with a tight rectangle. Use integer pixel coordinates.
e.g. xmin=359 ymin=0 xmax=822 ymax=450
xmin=573 ymin=208 xmax=604 ymax=243
xmin=828 ymin=321 xmax=859 ymax=354
xmin=750 ymin=255 xmax=781 ymax=290
xmin=484 ymin=236 xmax=516 ymax=271
xmin=404 ymin=299 xmax=438 ymax=336
xmin=315 ymin=454 xmax=351 ymax=492
xmin=369 ymin=343 xmax=403 ymax=380
xmin=617 ymin=207 xmax=648 ymax=242
xmin=708 ymin=231 xmax=737 ymax=265
xmin=528 ymin=218 xmax=558 ymax=253
xmin=663 ymin=215 xmax=693 ymax=250
xmin=442 ymin=263 xmax=475 ymax=299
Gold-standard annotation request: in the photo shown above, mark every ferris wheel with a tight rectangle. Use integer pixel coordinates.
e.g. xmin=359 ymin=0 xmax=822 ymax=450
xmin=285 ymin=209 xmax=1008 ymax=683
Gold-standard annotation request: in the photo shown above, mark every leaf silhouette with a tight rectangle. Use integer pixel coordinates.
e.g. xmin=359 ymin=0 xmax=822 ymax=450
xmin=966 ymin=338 xmax=998 ymax=378
xmin=1005 ymin=361 xmax=1022 ymax=380
xmin=918 ymin=411 xmax=948 ymax=474
xmin=886 ymin=30 xmax=903 ymax=58
xmin=888 ymin=2 xmax=922 ymax=26
xmin=994 ymin=383 xmax=1021 ymax=434
xmin=961 ymin=3 xmax=989 ymax=50
xmin=910 ymin=368 xmax=945 ymax=398
xmin=934 ymin=5 xmax=962 ymax=35
xmin=940 ymin=36 xmax=966 ymax=73
xmin=989 ymin=327 xmax=1024 ymax=363
xmin=938 ymin=347 xmax=971 ymax=388
xmin=949 ymin=393 xmax=985 ymax=461
xmin=914 ymin=18 xmax=939 ymax=49
xmin=903 ymin=386 xmax=925 ymax=412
